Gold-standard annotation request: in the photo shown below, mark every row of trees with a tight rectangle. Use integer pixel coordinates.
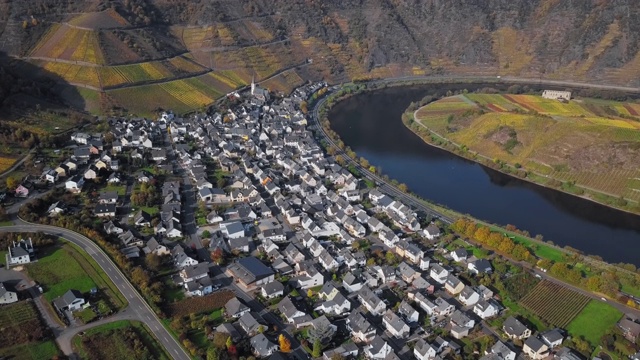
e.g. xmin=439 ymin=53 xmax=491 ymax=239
xmin=451 ymin=218 xmax=533 ymax=262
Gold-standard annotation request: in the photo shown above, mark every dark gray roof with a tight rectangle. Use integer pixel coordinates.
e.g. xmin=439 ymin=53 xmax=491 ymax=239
xmin=225 ymin=297 xmax=249 ymax=315
xmin=261 ymin=281 xmax=284 ymax=295
xmin=503 ymin=316 xmax=529 ymax=337
xmin=228 ymin=257 xmax=274 ymax=285
xmin=524 ymin=336 xmax=547 ymax=352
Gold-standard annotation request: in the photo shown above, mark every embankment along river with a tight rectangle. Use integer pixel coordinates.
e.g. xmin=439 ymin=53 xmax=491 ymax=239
xmin=329 ymin=84 xmax=640 ymax=266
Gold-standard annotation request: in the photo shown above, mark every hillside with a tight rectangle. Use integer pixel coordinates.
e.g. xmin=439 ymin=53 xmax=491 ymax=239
xmin=2 ymin=0 xmax=640 ymax=114
xmin=411 ymin=93 xmax=640 ymax=209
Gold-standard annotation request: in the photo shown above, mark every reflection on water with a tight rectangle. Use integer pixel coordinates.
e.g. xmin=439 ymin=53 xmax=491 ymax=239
xmin=329 ymin=84 xmax=640 ymax=265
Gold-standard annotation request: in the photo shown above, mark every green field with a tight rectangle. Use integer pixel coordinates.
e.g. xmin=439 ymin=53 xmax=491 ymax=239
xmin=103 ymin=184 xmax=126 ymax=195
xmin=26 ymin=242 xmax=126 ymax=309
xmin=73 ymin=320 xmax=170 ymax=360
xmin=0 ymin=341 xmax=60 ymax=360
xmin=566 ymin=300 xmax=623 ymax=346
xmin=413 ymin=94 xmax=640 ymax=203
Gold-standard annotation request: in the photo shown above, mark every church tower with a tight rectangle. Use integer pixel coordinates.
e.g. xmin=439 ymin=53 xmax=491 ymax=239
xmin=251 ymin=76 xmax=255 ymax=96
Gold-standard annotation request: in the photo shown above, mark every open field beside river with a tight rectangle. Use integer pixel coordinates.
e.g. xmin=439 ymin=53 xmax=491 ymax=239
xmin=414 ymin=94 xmax=640 ymax=203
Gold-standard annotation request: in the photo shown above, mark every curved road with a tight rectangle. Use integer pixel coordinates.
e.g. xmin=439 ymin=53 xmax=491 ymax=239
xmin=0 ymin=221 xmax=190 ymax=360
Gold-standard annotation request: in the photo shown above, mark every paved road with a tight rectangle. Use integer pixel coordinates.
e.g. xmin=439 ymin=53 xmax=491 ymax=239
xmin=0 ymin=221 xmax=191 ymax=360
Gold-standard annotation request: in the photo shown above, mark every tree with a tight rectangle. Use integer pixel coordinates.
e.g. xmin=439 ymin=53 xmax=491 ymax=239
xmin=6 ymin=176 xmax=18 ymax=191
xmin=474 ymin=226 xmax=491 ymax=243
xmin=537 ymin=259 xmax=552 ymax=271
xmin=398 ymin=183 xmax=408 ymax=192
xmin=279 ymin=334 xmax=291 ymax=353
xmin=308 ymin=321 xmax=335 ymax=345
xmin=307 ymin=289 xmax=314 ymax=298
xmin=145 ymin=253 xmax=163 ymax=272
xmin=211 ymin=248 xmax=224 ymax=265
xmin=312 ymin=339 xmax=322 ymax=358
xmin=385 ymin=251 xmax=398 ymax=265
xmin=213 ymin=332 xmax=229 ymax=349
xmin=207 ymin=346 xmax=220 ymax=360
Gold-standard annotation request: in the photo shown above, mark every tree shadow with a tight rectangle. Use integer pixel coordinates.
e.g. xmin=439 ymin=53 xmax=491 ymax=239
xmin=0 ymin=50 xmax=86 ymax=120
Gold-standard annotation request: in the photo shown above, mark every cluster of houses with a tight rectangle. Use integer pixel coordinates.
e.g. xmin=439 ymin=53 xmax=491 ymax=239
xmin=30 ymin=81 xmax=617 ymax=360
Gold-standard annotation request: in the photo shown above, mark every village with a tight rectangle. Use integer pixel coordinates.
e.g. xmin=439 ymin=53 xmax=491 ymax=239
xmin=2 ymin=80 xmax=639 ymax=360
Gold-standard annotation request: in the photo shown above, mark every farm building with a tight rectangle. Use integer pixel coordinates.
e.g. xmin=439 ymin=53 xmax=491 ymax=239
xmin=542 ymin=90 xmax=571 ymax=101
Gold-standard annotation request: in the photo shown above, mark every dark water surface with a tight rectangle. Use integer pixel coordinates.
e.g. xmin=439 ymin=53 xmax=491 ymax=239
xmin=329 ymin=84 xmax=640 ymax=265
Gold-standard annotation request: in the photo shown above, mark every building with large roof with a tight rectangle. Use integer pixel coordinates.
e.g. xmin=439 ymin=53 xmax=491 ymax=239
xmin=226 ymin=256 xmax=275 ymax=289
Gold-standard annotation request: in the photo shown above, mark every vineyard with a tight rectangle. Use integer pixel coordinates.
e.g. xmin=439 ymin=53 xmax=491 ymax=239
xmin=0 ymin=156 xmax=18 ymax=173
xmin=106 ymin=74 xmax=227 ymax=115
xmin=261 ymin=69 xmax=305 ymax=94
xmin=99 ymin=62 xmax=173 ymax=87
xmin=0 ymin=301 xmax=47 ymax=349
xmin=37 ymin=61 xmax=101 ymax=88
xmin=519 ymin=280 xmax=590 ymax=328
xmin=30 ymin=24 xmax=105 ymax=65
xmin=414 ymin=94 xmax=640 ymax=200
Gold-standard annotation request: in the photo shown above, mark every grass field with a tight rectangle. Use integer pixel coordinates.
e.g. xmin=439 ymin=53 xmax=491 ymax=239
xmin=414 ymin=94 xmax=640 ymax=202
xmin=73 ymin=320 xmax=169 ymax=360
xmin=0 ymin=301 xmax=59 ymax=360
xmin=520 ymin=280 xmax=590 ymax=328
xmin=26 ymin=242 xmax=126 ymax=309
xmin=0 ymin=341 xmax=60 ymax=360
xmin=566 ymin=300 xmax=622 ymax=346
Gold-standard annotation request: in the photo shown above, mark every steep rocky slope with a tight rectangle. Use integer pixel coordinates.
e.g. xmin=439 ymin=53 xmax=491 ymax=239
xmin=1 ymin=0 xmax=640 ymax=114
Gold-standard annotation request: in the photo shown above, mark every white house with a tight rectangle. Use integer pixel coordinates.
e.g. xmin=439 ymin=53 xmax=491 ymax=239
xmin=260 ymin=281 xmax=284 ymax=299
xmin=382 ymin=310 xmax=410 ymax=339
xmin=65 ymin=175 xmax=85 ymax=193
xmin=346 ymin=311 xmax=376 ymax=343
xmin=358 ymin=287 xmax=386 ymax=316
xmin=8 ymin=239 xmax=33 ymax=265
xmin=473 ymin=299 xmax=500 ymax=319
xmin=414 ymin=339 xmax=437 ymax=360
xmin=398 ymin=301 xmax=419 ymax=323
xmin=364 ymin=337 xmax=393 ymax=359
xmin=429 ymin=264 xmax=449 ymax=284
xmin=458 ymin=286 xmax=480 ymax=307
xmin=53 ymin=289 xmax=85 ymax=312
xmin=489 ymin=341 xmax=516 ymax=360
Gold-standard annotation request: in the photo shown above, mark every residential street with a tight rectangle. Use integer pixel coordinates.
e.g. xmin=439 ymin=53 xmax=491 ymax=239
xmin=0 ymin=221 xmax=191 ymax=360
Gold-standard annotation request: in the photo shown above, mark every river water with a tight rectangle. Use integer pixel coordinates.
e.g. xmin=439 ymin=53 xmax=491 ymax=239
xmin=329 ymin=84 xmax=640 ymax=266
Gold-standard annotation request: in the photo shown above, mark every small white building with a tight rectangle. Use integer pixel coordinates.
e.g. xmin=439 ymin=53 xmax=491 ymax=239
xmin=542 ymin=90 xmax=571 ymax=101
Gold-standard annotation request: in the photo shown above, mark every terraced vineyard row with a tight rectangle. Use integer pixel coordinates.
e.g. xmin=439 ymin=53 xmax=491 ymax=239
xmin=520 ymin=280 xmax=590 ymax=328
xmin=31 ymin=24 xmax=105 ymax=65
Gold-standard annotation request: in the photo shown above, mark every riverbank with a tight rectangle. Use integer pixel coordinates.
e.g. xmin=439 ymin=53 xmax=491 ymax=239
xmin=316 ymin=79 xmax=640 ymax=311
xmin=402 ymin=94 xmax=640 ymax=216
xmin=318 ymin=79 xmax=640 ymax=264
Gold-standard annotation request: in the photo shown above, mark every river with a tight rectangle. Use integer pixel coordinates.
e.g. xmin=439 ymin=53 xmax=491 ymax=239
xmin=329 ymin=84 xmax=640 ymax=266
